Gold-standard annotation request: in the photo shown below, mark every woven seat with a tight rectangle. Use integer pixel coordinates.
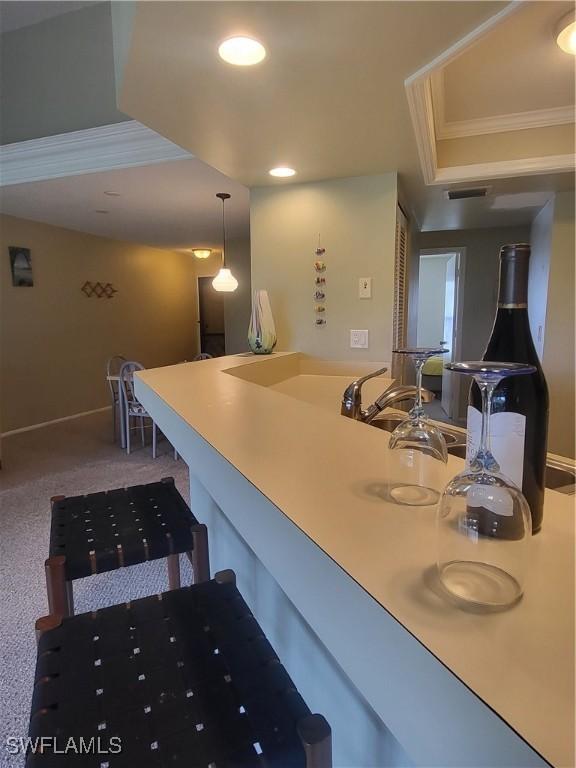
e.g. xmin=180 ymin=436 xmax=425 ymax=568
xmin=29 ymin=572 xmax=331 ymax=768
xmin=45 ymin=478 xmax=209 ymax=617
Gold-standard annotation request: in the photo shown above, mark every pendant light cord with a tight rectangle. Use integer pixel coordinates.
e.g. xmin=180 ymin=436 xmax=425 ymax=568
xmin=216 ymin=192 xmax=231 ymax=269
xmin=221 ymin=197 xmax=226 ymax=268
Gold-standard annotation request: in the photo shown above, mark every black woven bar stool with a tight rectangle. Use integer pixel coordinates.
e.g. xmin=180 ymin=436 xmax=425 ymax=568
xmin=30 ymin=571 xmax=332 ymax=768
xmin=45 ymin=477 xmax=209 ymax=617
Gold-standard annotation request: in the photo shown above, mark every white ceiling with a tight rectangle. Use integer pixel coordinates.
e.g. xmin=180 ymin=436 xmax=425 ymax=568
xmin=113 ymin=0 xmax=574 ymax=230
xmin=0 ymin=157 xmax=250 ymax=250
xmin=441 ymin=1 xmax=575 ymax=122
xmin=0 ymin=1 xmax=102 ymax=33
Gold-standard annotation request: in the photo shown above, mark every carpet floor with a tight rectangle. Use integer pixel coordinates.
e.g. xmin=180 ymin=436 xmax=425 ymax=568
xmin=0 ymin=411 xmax=190 ymax=767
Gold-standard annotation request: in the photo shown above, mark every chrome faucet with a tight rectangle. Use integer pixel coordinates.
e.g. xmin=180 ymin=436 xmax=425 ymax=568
xmin=341 ymin=366 xmax=388 ymax=421
xmin=342 ymin=371 xmax=433 ymax=424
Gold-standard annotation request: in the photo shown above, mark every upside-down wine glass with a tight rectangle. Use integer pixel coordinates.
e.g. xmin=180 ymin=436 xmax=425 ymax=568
xmin=387 ymin=347 xmax=448 ymax=506
xmin=436 ymin=362 xmax=534 ymax=609
xmin=389 ymin=347 xmax=448 ymax=461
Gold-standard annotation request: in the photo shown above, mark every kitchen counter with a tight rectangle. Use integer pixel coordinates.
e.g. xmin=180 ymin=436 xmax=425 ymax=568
xmin=136 ymin=352 xmax=574 ymax=768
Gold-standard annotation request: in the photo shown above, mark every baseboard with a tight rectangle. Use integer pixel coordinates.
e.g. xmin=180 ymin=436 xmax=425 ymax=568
xmin=1 ymin=406 xmax=112 ymax=437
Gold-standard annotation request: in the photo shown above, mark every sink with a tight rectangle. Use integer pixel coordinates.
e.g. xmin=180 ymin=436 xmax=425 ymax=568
xmin=446 ymin=444 xmax=575 ymax=494
xmin=369 ymin=415 xmax=464 ymax=446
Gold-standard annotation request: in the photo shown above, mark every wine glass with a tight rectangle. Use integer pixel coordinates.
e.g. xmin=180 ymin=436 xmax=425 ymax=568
xmin=386 ymin=347 xmax=448 ymax=507
xmin=436 ymin=362 xmax=534 ymax=609
xmin=389 ymin=347 xmax=448 ymax=462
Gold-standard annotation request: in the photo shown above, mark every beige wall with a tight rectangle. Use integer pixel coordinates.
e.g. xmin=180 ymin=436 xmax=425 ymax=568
xmin=0 ymin=215 xmax=197 ymax=432
xmin=250 ymin=174 xmax=398 ymax=362
xmin=541 ymin=191 xmax=575 ymax=459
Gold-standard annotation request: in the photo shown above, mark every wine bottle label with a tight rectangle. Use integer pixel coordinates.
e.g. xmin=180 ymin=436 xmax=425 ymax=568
xmin=466 ymin=406 xmax=526 ymax=488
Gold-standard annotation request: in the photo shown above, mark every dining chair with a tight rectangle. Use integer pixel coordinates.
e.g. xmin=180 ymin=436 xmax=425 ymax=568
xmin=105 ymin=354 xmax=126 ymax=443
xmin=118 ymin=361 xmax=158 ymax=458
xmin=118 ymin=361 xmax=178 ymax=460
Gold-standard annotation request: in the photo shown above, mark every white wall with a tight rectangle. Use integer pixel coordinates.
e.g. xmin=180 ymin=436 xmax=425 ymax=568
xmin=528 ymin=201 xmax=554 ymax=361
xmin=416 ymin=255 xmax=451 ymax=347
xmin=251 ymin=174 xmax=398 ymax=362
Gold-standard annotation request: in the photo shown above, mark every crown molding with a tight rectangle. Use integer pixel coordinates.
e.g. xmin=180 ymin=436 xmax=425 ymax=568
xmin=432 ymin=65 xmax=574 ymax=140
xmin=405 ymin=2 xmax=575 ymax=186
xmin=405 ymin=77 xmax=437 ymax=185
xmin=0 ymin=120 xmax=193 ymax=187
xmin=432 ymin=154 xmax=576 ymax=186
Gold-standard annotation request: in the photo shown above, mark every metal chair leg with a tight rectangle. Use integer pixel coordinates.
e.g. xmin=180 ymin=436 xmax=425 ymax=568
xmin=126 ymin=413 xmax=131 ymax=455
xmin=140 ymin=416 xmax=145 ymax=447
xmin=152 ymin=422 xmax=157 ymax=459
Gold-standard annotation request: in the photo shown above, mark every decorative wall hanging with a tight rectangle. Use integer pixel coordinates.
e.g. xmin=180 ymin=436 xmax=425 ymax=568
xmin=81 ymin=281 xmax=118 ymax=298
xmin=313 ymin=234 xmax=327 ymax=326
xmin=248 ymin=289 xmax=277 ymax=354
xmin=9 ymin=246 xmax=33 ymax=287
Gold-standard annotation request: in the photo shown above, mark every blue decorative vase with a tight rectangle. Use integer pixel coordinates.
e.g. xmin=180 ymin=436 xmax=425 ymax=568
xmin=248 ymin=289 xmax=277 ymax=354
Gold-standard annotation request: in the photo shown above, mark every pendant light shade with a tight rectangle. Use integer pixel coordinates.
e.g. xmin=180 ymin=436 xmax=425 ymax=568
xmin=212 ymin=268 xmax=239 ymax=292
xmin=212 ymin=192 xmax=238 ymax=292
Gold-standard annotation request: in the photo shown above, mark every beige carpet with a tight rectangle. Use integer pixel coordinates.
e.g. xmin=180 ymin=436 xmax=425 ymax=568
xmin=0 ymin=412 xmax=190 ymax=767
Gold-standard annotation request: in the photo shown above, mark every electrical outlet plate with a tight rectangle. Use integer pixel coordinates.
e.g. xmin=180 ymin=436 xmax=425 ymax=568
xmin=350 ymin=329 xmax=369 ymax=349
xmin=358 ymin=277 xmax=372 ymax=299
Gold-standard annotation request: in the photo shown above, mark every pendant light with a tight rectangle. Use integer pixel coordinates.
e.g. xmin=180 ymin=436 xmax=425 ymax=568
xmin=212 ymin=192 xmax=238 ymax=292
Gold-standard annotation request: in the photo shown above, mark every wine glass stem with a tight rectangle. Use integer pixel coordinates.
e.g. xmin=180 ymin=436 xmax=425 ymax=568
xmin=410 ymin=357 xmax=425 ymax=419
xmin=471 ymin=379 xmax=500 ymax=473
xmin=479 ymin=381 xmax=494 ymax=455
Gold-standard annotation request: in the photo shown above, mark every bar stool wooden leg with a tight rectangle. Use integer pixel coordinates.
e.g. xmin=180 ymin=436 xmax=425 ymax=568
xmin=35 ymin=615 xmax=63 ymax=644
xmin=298 ymin=714 xmax=332 ymax=768
xmin=45 ymin=556 xmax=72 ymax=618
xmin=190 ymin=523 xmax=210 ymax=583
xmin=167 ymin=554 xmax=181 ymax=589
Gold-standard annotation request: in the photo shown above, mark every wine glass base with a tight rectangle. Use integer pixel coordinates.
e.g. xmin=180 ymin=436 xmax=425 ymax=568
xmin=389 ymin=484 xmax=440 ymax=506
xmin=438 ymin=560 xmax=523 ymax=608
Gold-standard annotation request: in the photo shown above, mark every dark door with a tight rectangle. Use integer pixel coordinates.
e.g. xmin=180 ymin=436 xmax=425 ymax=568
xmin=198 ymin=276 xmax=226 ymax=357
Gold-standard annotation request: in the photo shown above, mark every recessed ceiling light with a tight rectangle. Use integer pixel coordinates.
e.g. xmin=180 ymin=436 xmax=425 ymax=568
xmin=556 ymin=10 xmax=576 ymax=54
xmin=269 ymin=167 xmax=296 ymax=178
xmin=104 ymin=191 xmax=121 ymax=197
xmin=218 ymin=36 xmax=266 ymax=66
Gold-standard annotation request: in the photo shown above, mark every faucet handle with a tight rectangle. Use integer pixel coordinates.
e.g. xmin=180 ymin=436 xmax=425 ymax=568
xmin=341 ymin=366 xmax=388 ymax=419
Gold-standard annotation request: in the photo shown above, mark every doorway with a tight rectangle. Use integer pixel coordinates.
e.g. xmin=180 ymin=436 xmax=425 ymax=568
xmin=197 ymin=276 xmax=226 ymax=357
xmin=417 ymin=248 xmax=466 ymax=424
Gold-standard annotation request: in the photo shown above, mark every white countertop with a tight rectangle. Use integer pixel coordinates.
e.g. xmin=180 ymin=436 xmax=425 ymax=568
xmin=136 ymin=352 xmax=575 ymax=767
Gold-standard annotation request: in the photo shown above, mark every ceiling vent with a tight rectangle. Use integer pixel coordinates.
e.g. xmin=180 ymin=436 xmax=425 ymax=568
xmin=445 ymin=187 xmax=490 ymax=201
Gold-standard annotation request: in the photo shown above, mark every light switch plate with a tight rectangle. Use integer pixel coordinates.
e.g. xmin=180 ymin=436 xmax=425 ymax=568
xmin=359 ymin=277 xmax=372 ymax=299
xmin=350 ymin=329 xmax=369 ymax=349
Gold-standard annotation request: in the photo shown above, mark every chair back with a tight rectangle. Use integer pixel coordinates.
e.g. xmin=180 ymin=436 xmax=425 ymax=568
xmin=106 ymin=355 xmax=127 ymax=399
xmin=193 ymin=353 xmax=213 ymax=361
xmin=119 ymin=361 xmax=145 ymax=409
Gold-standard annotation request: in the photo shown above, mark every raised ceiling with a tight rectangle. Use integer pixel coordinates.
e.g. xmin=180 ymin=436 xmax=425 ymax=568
xmin=439 ymin=1 xmax=574 ymax=124
xmin=406 ymin=2 xmax=575 ymax=188
xmin=113 ymin=1 xmax=574 ymax=230
xmin=0 ymin=157 xmax=250 ymax=250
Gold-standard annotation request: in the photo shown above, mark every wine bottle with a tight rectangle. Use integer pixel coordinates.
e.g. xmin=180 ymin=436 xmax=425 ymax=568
xmin=467 ymin=243 xmax=549 ymax=533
